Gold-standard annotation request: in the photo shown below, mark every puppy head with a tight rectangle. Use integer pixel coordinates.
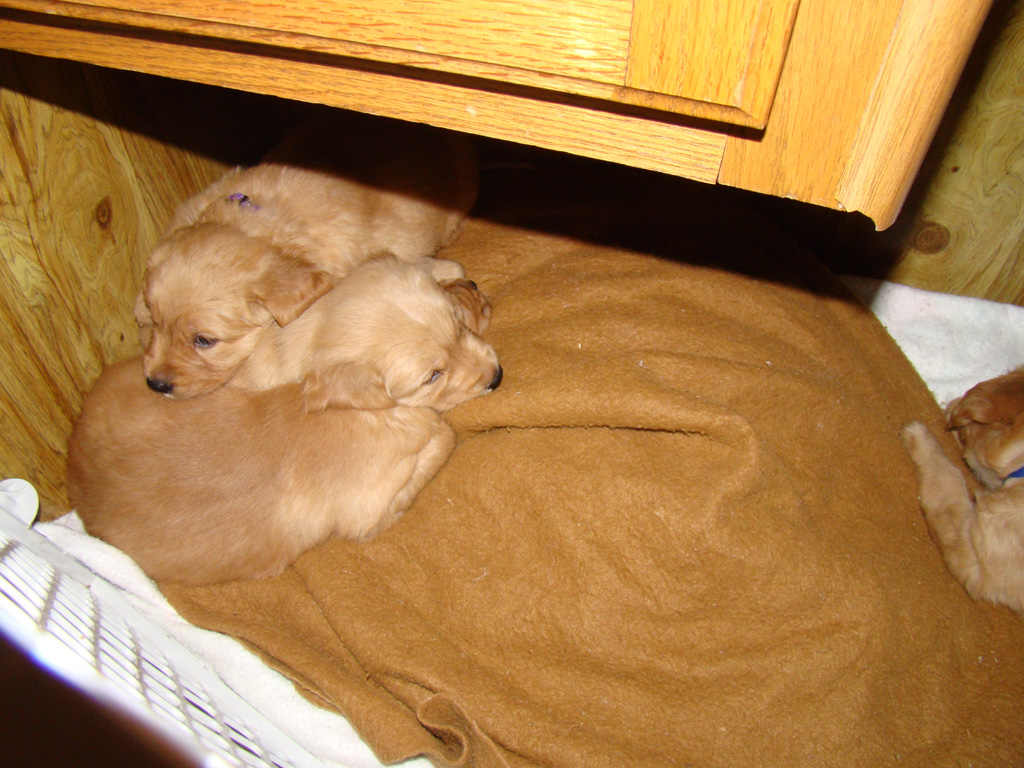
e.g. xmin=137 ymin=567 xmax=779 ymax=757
xmin=303 ymin=256 xmax=502 ymax=413
xmin=138 ymin=223 xmax=334 ymax=398
xmin=946 ymin=368 xmax=1024 ymax=487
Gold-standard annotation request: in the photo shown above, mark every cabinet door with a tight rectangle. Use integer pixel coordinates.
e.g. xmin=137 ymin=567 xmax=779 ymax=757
xmin=65 ymin=0 xmax=797 ymax=128
xmin=71 ymin=0 xmax=636 ymax=82
xmin=628 ymin=0 xmax=800 ymax=127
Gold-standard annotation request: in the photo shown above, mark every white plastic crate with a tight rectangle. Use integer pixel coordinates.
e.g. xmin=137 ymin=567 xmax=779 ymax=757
xmin=0 ymin=480 xmax=326 ymax=768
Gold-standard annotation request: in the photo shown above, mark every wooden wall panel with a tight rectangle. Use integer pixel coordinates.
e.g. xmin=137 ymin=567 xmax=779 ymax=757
xmin=0 ymin=52 xmax=240 ymax=518
xmin=880 ymin=0 xmax=1024 ymax=303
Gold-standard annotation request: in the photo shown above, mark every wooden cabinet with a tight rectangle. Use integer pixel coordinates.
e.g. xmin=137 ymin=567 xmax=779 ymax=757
xmin=0 ymin=0 xmax=991 ymax=228
xmin=10 ymin=0 xmax=799 ymax=127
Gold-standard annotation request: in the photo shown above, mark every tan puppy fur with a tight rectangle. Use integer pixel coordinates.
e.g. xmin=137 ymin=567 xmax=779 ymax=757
xmin=231 ymin=255 xmax=502 ymax=413
xmin=67 ymin=259 xmax=499 ymax=585
xmin=67 ymin=359 xmax=456 ymax=585
xmin=137 ymin=118 xmax=479 ymax=398
xmin=900 ymin=368 xmax=1024 ymax=616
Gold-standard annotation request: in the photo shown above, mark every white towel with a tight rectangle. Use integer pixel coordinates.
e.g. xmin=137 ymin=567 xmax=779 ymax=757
xmin=841 ymin=276 xmax=1024 ymax=407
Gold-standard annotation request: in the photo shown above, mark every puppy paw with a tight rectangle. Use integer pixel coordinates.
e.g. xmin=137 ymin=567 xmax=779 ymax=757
xmin=900 ymin=420 xmax=965 ymax=484
xmin=899 ymin=421 xmax=932 ymax=453
xmin=426 ymin=257 xmax=466 ymax=283
xmin=901 ymin=420 xmax=950 ymax=466
xmin=442 ymin=278 xmax=492 ymax=335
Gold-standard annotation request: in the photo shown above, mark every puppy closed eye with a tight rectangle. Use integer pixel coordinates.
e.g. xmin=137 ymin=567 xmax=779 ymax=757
xmin=424 ymin=369 xmax=444 ymax=386
xmin=193 ymin=334 xmax=218 ymax=350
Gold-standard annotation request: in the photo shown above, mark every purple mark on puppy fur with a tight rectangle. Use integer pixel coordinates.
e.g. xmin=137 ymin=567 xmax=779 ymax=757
xmin=228 ymin=193 xmax=261 ymax=210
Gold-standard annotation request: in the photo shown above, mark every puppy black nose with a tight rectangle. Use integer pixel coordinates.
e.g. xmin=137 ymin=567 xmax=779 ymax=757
xmin=487 ymin=366 xmax=503 ymax=392
xmin=146 ymin=377 xmax=174 ymax=395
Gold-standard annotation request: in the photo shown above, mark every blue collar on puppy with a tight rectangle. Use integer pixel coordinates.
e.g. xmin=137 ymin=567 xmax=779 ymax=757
xmin=1005 ymin=465 xmax=1024 ymax=480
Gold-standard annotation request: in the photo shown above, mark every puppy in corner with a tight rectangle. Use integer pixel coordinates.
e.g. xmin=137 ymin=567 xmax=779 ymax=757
xmin=136 ymin=115 xmax=480 ymax=399
xmin=67 ymin=257 xmax=502 ymax=586
xmin=900 ymin=367 xmax=1024 ymax=616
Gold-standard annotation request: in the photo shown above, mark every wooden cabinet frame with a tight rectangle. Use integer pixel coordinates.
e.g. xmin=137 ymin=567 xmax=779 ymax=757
xmin=0 ymin=0 xmax=993 ymax=226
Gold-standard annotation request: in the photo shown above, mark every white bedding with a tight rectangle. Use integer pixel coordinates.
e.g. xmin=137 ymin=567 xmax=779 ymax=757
xmin=841 ymin=276 xmax=1024 ymax=407
xmin=28 ymin=277 xmax=1024 ymax=768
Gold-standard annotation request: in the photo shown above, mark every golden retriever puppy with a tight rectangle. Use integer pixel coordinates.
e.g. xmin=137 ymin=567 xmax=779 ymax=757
xmin=230 ymin=255 xmax=502 ymax=412
xmin=945 ymin=368 xmax=1024 ymax=490
xmin=137 ymin=118 xmax=479 ymax=398
xmin=66 ymin=258 xmax=501 ymax=585
xmin=900 ymin=368 xmax=1024 ymax=615
xmin=67 ymin=359 xmax=456 ymax=585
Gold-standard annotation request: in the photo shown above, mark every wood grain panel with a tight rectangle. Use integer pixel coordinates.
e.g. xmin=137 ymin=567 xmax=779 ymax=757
xmin=883 ymin=0 xmax=1024 ymax=303
xmin=626 ymin=0 xmax=799 ymax=127
xmin=0 ymin=52 xmax=230 ymax=518
xmin=68 ymin=0 xmax=635 ymax=83
xmin=836 ymin=0 xmax=993 ymax=229
xmin=0 ymin=0 xmax=766 ymax=125
xmin=718 ymin=0 xmax=906 ymax=221
xmin=719 ymin=0 xmax=993 ymax=228
xmin=0 ymin=16 xmax=727 ymax=182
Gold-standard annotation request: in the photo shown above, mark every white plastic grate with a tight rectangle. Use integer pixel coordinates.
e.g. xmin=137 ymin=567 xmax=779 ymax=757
xmin=0 ymin=511 xmax=325 ymax=768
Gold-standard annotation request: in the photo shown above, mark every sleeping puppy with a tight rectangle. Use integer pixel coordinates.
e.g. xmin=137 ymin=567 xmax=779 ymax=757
xmin=137 ymin=118 xmax=479 ymax=398
xmin=230 ymin=255 xmax=502 ymax=413
xmin=67 ymin=259 xmax=501 ymax=585
xmin=900 ymin=367 xmax=1024 ymax=616
xmin=143 ymin=252 xmax=502 ymax=406
xmin=67 ymin=360 xmax=456 ymax=585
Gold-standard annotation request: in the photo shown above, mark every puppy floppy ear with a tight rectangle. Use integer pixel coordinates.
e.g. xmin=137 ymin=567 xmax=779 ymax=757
xmin=251 ymin=255 xmax=335 ymax=327
xmin=440 ymin=278 xmax=491 ymax=335
xmin=133 ymin=290 xmax=154 ymax=347
xmin=133 ymin=290 xmax=152 ymax=327
xmin=302 ymin=363 xmax=397 ymax=413
xmin=947 ymin=372 xmax=1024 ymax=428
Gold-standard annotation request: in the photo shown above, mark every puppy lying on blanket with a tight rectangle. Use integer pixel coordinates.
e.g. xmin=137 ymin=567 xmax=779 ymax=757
xmin=136 ymin=118 xmax=479 ymax=399
xmin=67 ymin=257 xmax=500 ymax=585
xmin=901 ymin=368 xmax=1024 ymax=615
xmin=231 ymin=255 xmax=501 ymax=412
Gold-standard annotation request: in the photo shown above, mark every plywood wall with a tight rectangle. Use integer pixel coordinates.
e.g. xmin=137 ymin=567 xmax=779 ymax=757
xmin=881 ymin=0 xmax=1024 ymax=302
xmin=0 ymin=51 xmax=280 ymax=518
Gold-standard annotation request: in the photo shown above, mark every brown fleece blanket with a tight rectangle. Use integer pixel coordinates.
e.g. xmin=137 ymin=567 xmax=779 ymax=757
xmin=162 ymin=166 xmax=1024 ymax=768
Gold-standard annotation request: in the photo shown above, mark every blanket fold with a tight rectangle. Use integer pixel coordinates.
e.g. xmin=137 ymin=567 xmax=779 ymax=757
xmin=163 ymin=168 xmax=1024 ymax=768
